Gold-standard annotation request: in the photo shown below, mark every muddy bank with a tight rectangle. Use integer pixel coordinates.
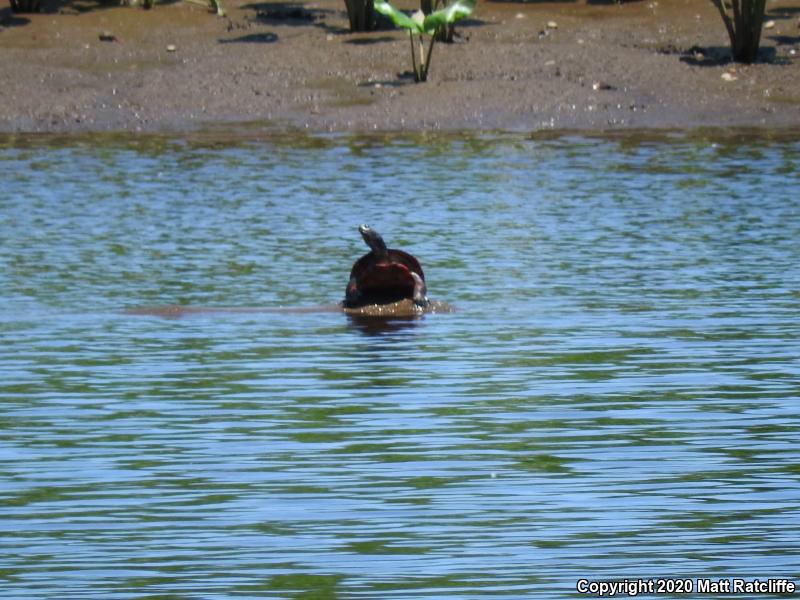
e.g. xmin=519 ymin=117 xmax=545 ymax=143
xmin=1 ymin=0 xmax=799 ymax=134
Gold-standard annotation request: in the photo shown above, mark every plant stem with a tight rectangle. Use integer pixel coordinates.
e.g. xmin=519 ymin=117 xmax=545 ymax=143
xmin=709 ymin=0 xmax=735 ymax=48
xmin=419 ymin=37 xmax=426 ymax=79
xmin=709 ymin=0 xmax=766 ymax=62
xmin=422 ymin=32 xmax=436 ymax=81
xmin=409 ymin=32 xmax=420 ymax=82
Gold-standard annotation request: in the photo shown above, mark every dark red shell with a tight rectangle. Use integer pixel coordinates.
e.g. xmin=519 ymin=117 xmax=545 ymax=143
xmin=349 ymin=249 xmax=424 ymax=302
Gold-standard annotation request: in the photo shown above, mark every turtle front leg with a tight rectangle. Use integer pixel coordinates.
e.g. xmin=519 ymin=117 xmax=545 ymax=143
xmin=410 ymin=272 xmax=428 ymax=308
xmin=344 ymin=276 xmax=361 ymax=307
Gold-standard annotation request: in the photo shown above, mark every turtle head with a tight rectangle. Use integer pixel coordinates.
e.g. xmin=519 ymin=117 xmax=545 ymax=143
xmin=359 ymin=224 xmax=388 ymax=258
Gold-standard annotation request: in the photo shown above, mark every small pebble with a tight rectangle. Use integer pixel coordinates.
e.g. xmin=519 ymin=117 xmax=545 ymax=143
xmin=764 ymin=20 xmax=775 ymax=29
xmin=515 ymin=12 xmax=524 ymax=19
xmin=546 ymin=20 xmax=557 ymax=29
xmin=721 ymin=72 xmax=737 ymax=82
xmin=166 ymin=44 xmax=177 ymax=52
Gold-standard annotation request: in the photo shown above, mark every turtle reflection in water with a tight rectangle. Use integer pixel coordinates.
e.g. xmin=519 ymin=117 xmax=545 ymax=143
xmin=342 ymin=224 xmax=451 ymax=318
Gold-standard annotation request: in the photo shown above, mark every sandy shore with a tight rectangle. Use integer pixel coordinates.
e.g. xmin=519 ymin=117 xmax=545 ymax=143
xmin=1 ymin=0 xmax=799 ymax=134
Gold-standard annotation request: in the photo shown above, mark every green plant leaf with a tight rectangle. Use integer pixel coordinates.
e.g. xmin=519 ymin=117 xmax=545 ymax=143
xmin=422 ymin=0 xmax=475 ymax=34
xmin=374 ymin=0 xmax=424 ymax=34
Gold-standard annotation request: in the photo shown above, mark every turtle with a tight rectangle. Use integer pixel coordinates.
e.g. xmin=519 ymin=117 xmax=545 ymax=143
xmin=344 ymin=224 xmax=429 ymax=309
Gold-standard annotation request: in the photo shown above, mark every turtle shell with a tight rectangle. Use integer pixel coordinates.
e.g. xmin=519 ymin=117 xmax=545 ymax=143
xmin=349 ymin=248 xmax=425 ymax=305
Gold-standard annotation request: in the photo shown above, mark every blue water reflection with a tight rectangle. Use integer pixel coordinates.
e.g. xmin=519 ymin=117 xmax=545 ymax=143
xmin=1 ymin=133 xmax=799 ymax=598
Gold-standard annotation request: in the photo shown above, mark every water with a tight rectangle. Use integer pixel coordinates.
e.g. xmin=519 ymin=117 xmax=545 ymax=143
xmin=1 ymin=132 xmax=799 ymax=598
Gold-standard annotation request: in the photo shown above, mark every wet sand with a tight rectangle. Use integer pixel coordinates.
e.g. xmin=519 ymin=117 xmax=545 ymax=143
xmin=1 ymin=0 xmax=799 ymax=134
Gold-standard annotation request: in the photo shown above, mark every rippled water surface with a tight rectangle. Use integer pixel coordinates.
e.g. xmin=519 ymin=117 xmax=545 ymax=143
xmin=1 ymin=132 xmax=799 ymax=598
